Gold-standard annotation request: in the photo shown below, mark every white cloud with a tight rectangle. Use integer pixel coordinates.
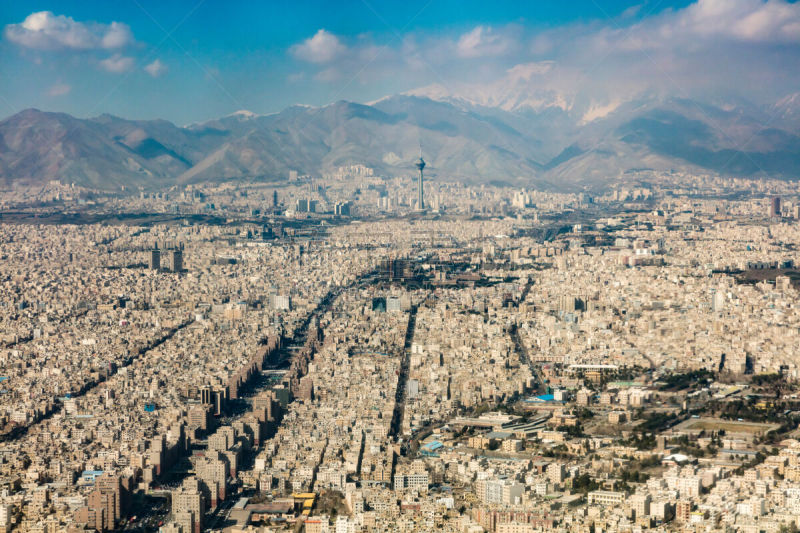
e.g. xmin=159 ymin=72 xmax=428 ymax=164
xmin=101 ymin=21 xmax=133 ymax=49
xmin=100 ymin=54 xmax=134 ymax=73
xmin=280 ymin=0 xmax=800 ymax=105
xmin=47 ymin=83 xmax=71 ymax=97
xmin=679 ymin=0 xmax=800 ymax=43
xmin=144 ymin=59 xmax=167 ymax=77
xmin=291 ymin=29 xmax=346 ymax=63
xmin=505 ymin=62 xmax=554 ymax=81
xmin=4 ymin=11 xmax=133 ymax=50
xmin=456 ymin=26 xmax=513 ymax=58
xmin=601 ymin=0 xmax=800 ymax=53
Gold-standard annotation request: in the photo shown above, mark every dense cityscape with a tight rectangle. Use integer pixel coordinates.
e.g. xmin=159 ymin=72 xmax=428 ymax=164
xmin=0 ymin=169 xmax=799 ymax=533
xmin=4 ymin=1 xmax=800 ymax=531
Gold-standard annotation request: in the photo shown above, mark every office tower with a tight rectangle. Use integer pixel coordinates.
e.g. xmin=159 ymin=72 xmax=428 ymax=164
xmin=168 ymin=250 xmax=183 ymax=272
xmin=771 ymin=196 xmax=781 ymax=217
xmin=273 ymin=189 xmax=278 ymax=207
xmin=149 ymin=249 xmax=160 ymax=270
xmin=416 ymin=152 xmax=426 ymax=210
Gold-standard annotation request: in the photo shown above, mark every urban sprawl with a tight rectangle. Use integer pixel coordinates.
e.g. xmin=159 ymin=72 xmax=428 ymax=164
xmin=2 ymin=168 xmax=800 ymax=533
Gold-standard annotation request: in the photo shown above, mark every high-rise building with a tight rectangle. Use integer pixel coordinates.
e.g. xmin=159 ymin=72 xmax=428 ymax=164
xmin=188 ymin=404 xmax=211 ymax=431
xmin=88 ymin=488 xmax=117 ymax=531
xmin=171 ymin=477 xmax=204 ymax=533
xmin=200 ymin=386 xmax=213 ymax=405
xmin=149 ymin=249 xmax=161 ymax=270
xmin=770 ymin=196 xmax=781 ymax=217
xmin=196 ymin=453 xmax=227 ymax=508
xmin=167 ymin=250 xmax=183 ymax=272
xmin=295 ymin=198 xmax=310 ymax=213
xmin=334 ymin=202 xmax=351 ymax=216
xmin=95 ymin=472 xmax=123 ymax=522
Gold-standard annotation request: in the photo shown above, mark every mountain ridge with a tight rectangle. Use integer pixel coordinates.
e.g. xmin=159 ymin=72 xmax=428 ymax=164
xmin=2 ymin=92 xmax=799 ymax=191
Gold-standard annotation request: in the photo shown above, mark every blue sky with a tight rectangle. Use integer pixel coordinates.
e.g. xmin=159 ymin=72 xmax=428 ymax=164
xmin=1 ymin=0 xmax=799 ymax=124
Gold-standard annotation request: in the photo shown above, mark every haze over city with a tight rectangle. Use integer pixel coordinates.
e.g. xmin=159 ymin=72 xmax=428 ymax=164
xmin=2 ymin=2 xmax=800 ymax=533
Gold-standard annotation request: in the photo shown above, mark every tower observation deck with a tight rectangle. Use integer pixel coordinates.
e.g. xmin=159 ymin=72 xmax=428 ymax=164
xmin=416 ymin=155 xmax=426 ymax=210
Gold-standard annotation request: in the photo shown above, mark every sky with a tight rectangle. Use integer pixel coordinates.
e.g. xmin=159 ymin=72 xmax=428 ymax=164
xmin=1 ymin=0 xmax=799 ymax=124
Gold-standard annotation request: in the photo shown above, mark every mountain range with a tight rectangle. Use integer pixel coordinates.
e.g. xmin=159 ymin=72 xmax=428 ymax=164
xmin=2 ymin=83 xmax=800 ymax=191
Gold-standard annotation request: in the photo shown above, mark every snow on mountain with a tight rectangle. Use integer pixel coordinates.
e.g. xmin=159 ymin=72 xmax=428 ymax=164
xmin=406 ymin=62 xmax=574 ymax=113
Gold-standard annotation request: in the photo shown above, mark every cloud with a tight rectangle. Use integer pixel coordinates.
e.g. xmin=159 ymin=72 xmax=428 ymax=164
xmin=592 ymin=0 xmax=800 ymax=54
xmin=505 ymin=62 xmax=554 ymax=81
xmin=4 ymin=11 xmax=133 ymax=51
xmin=100 ymin=54 xmax=134 ymax=73
xmin=456 ymin=26 xmax=513 ymax=58
xmin=144 ymin=59 xmax=167 ymax=77
xmin=280 ymin=0 xmax=800 ymax=108
xmin=101 ymin=21 xmax=133 ymax=48
xmin=676 ymin=0 xmax=800 ymax=43
xmin=497 ymin=0 xmax=800 ymax=107
xmin=47 ymin=83 xmax=71 ymax=97
xmin=291 ymin=29 xmax=347 ymax=63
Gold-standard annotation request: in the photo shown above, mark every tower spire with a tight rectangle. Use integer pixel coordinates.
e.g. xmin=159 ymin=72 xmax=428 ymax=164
xmin=416 ymin=145 xmax=426 ymax=210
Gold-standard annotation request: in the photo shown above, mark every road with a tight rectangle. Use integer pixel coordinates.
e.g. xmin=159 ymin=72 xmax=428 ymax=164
xmin=508 ymin=322 xmax=545 ymax=395
xmin=389 ymin=305 xmax=419 ymax=439
xmin=149 ymin=266 xmax=386 ymax=529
